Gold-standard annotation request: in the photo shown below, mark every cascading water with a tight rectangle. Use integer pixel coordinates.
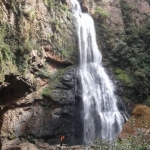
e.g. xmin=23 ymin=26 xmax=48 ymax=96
xmin=71 ymin=0 xmax=126 ymax=143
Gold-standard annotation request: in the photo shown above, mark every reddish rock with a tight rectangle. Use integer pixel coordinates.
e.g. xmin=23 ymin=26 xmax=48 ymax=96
xmin=119 ymin=105 xmax=150 ymax=140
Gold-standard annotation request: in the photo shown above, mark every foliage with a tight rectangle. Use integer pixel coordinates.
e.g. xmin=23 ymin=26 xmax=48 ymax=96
xmin=41 ymin=68 xmax=65 ymax=96
xmin=90 ymin=135 xmax=150 ymax=150
xmin=23 ymin=8 xmax=35 ymax=22
xmin=113 ymin=0 xmax=150 ymax=104
xmin=51 ymin=19 xmax=60 ymax=32
xmin=95 ymin=0 xmax=150 ymax=105
xmin=0 ymin=41 xmax=11 ymax=62
xmin=94 ymin=6 xmax=109 ymax=19
xmin=114 ymin=68 xmax=133 ymax=87
xmin=43 ymin=0 xmax=68 ymax=12
xmin=43 ymin=0 xmax=55 ymax=11
xmin=23 ymin=40 xmax=34 ymax=54
xmin=0 ymin=27 xmax=11 ymax=62
xmin=42 ymin=87 xmax=52 ymax=96
xmin=61 ymin=4 xmax=68 ymax=11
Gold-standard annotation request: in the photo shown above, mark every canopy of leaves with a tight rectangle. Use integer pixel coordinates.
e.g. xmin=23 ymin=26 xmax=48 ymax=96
xmin=95 ymin=0 xmax=150 ymax=105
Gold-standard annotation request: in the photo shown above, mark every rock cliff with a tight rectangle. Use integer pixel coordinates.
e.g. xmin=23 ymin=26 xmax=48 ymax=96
xmin=119 ymin=105 xmax=150 ymax=142
xmin=0 ymin=0 xmax=77 ymax=148
xmin=0 ymin=0 xmax=150 ymax=148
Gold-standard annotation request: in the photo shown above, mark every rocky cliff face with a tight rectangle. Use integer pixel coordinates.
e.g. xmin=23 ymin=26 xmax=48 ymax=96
xmin=119 ymin=105 xmax=150 ymax=141
xmin=0 ymin=0 xmax=78 ymax=148
xmin=0 ymin=0 xmax=150 ymax=148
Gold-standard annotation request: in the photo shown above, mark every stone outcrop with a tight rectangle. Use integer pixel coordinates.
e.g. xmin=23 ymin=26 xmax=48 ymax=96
xmin=0 ymin=66 xmax=76 ymax=146
xmin=2 ymin=138 xmax=86 ymax=150
xmin=0 ymin=0 xmax=77 ymax=148
xmin=2 ymin=138 xmax=38 ymax=150
xmin=0 ymin=0 xmax=150 ymax=148
xmin=119 ymin=105 xmax=150 ymax=140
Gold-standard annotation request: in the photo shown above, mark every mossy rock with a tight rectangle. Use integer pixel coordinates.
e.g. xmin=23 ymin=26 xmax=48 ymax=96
xmin=8 ymin=134 xmax=17 ymax=140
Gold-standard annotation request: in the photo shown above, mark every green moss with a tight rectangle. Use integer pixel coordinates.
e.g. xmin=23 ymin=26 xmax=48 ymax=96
xmin=42 ymin=87 xmax=52 ymax=96
xmin=24 ymin=8 xmax=35 ymax=22
xmin=61 ymin=4 xmax=68 ymax=11
xmin=23 ymin=40 xmax=34 ymax=53
xmin=0 ymin=23 xmax=18 ymax=82
xmin=51 ymin=19 xmax=60 ymax=32
xmin=43 ymin=0 xmax=55 ymax=11
xmin=8 ymin=134 xmax=17 ymax=140
xmin=41 ymin=68 xmax=65 ymax=96
xmin=0 ymin=43 xmax=11 ymax=61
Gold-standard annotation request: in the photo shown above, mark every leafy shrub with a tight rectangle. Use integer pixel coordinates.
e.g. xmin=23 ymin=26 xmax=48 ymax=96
xmin=0 ymin=28 xmax=12 ymax=62
xmin=23 ymin=40 xmax=34 ymax=53
xmin=43 ymin=0 xmax=55 ymax=11
xmin=42 ymin=87 xmax=52 ymax=96
xmin=94 ymin=6 xmax=109 ymax=19
xmin=90 ymin=136 xmax=150 ymax=150
xmin=114 ymin=68 xmax=133 ymax=87
xmin=61 ymin=4 xmax=68 ymax=11
xmin=94 ymin=0 xmax=150 ymax=105
xmin=0 ymin=43 xmax=11 ymax=61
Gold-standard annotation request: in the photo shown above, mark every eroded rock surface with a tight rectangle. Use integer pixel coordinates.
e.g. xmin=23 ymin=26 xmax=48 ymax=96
xmin=0 ymin=0 xmax=150 ymax=148
xmin=0 ymin=0 xmax=77 ymax=148
xmin=119 ymin=105 xmax=150 ymax=139
xmin=0 ymin=66 xmax=76 ymax=146
xmin=2 ymin=138 xmax=86 ymax=150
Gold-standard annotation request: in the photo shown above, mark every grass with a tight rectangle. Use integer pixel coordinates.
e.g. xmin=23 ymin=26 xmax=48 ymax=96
xmin=90 ymin=136 xmax=150 ymax=150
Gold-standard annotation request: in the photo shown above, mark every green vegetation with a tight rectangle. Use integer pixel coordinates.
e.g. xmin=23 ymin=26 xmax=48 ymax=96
xmin=90 ymin=136 xmax=150 ymax=150
xmin=0 ymin=26 xmax=12 ymax=62
xmin=61 ymin=4 xmax=68 ymax=11
xmin=51 ymin=20 xmax=60 ymax=32
xmin=113 ymin=0 xmax=150 ymax=104
xmin=43 ymin=0 xmax=69 ymax=12
xmin=8 ymin=134 xmax=17 ymax=140
xmin=114 ymin=68 xmax=133 ymax=87
xmin=94 ymin=6 xmax=109 ymax=20
xmin=41 ymin=68 xmax=65 ymax=97
xmin=95 ymin=0 xmax=150 ymax=105
xmin=0 ymin=23 xmax=18 ymax=82
xmin=42 ymin=87 xmax=52 ymax=96
xmin=43 ymin=0 xmax=54 ymax=10
xmin=24 ymin=9 xmax=36 ymax=22
xmin=23 ymin=40 xmax=34 ymax=54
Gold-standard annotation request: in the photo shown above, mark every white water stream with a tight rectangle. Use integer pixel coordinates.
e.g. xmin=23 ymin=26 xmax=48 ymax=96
xmin=71 ymin=0 xmax=125 ymax=143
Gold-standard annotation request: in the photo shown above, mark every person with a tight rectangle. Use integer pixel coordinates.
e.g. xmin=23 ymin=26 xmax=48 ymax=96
xmin=60 ymin=135 xmax=67 ymax=146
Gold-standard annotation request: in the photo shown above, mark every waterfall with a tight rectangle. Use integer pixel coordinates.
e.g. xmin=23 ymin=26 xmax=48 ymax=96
xmin=71 ymin=0 xmax=126 ymax=143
